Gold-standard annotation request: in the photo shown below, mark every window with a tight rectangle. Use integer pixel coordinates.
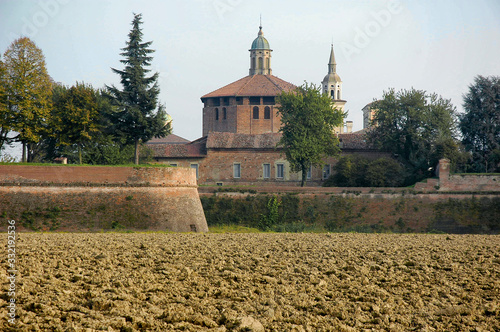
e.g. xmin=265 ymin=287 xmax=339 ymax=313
xmin=170 ymin=163 xmax=178 ymax=167
xmin=223 ymin=97 xmax=230 ymax=106
xmin=233 ymin=163 xmax=241 ymax=178
xmin=266 ymin=57 xmax=270 ymax=69
xmin=322 ymin=164 xmax=330 ymax=180
xmin=249 ymin=97 xmax=260 ymax=105
xmin=251 ymin=57 xmax=256 ymax=70
xmin=330 ymin=90 xmax=334 ymax=97
xmin=253 ymin=106 xmax=259 ymax=119
xmin=190 ymin=164 xmax=199 ymax=179
xmin=215 ymin=108 xmax=219 ymax=120
xmin=263 ymin=96 xmax=274 ymax=105
xmin=264 ymin=106 xmax=271 ymax=119
xmin=212 ymin=98 xmax=220 ymax=106
xmin=258 ymin=57 xmax=263 ymax=69
xmin=236 ymin=97 xmax=243 ymax=105
xmin=263 ymin=164 xmax=271 ymax=179
xmin=337 ymin=90 xmax=341 ymax=100
xmin=222 ymin=107 xmax=227 ymax=120
xmin=307 ymin=165 xmax=312 ymax=179
xmin=277 ymin=163 xmax=284 ymax=179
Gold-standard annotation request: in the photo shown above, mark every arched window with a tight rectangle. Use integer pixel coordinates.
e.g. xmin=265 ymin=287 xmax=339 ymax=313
xmin=330 ymin=90 xmax=334 ymax=98
xmin=264 ymin=106 xmax=271 ymax=119
xmin=258 ymin=57 xmax=263 ymax=70
xmin=222 ymin=107 xmax=227 ymax=120
xmin=265 ymin=57 xmax=270 ymax=69
xmin=215 ymin=108 xmax=219 ymax=120
xmin=253 ymin=106 xmax=259 ymax=119
xmin=337 ymin=90 xmax=341 ymax=100
xmin=251 ymin=57 xmax=256 ymax=70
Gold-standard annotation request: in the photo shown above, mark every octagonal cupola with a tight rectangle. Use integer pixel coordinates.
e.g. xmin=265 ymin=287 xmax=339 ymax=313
xmin=249 ymin=25 xmax=272 ymax=75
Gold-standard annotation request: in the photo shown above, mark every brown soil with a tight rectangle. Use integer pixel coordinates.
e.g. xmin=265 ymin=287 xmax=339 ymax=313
xmin=2 ymin=233 xmax=499 ymax=331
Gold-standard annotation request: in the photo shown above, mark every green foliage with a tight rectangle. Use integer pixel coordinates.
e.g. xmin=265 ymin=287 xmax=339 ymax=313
xmin=431 ymin=197 xmax=500 ymax=233
xmin=111 ymin=221 xmax=125 ymax=230
xmin=277 ymin=82 xmax=345 ymax=186
xmin=50 ymin=82 xmax=101 ymax=164
xmin=324 ymin=155 xmax=404 ymax=187
xmin=460 ymin=75 xmax=500 ymax=173
xmin=106 ymin=13 xmax=171 ymax=164
xmin=366 ymin=88 xmax=460 ymax=184
xmin=259 ymin=195 xmax=282 ymax=231
xmin=3 ymin=37 xmax=53 ymax=162
xmin=20 ymin=206 xmax=61 ymax=231
xmin=0 ymin=55 xmax=12 ymax=153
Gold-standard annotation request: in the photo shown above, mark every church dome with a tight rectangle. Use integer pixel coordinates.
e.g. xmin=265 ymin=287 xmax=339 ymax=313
xmin=250 ymin=26 xmax=270 ymax=50
xmin=323 ymin=72 xmax=341 ymax=83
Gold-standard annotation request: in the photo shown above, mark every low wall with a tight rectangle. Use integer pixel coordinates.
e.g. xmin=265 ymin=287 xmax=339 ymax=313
xmin=441 ymin=174 xmax=500 ymax=192
xmin=200 ymin=192 xmax=500 ymax=234
xmin=0 ymin=165 xmax=208 ymax=232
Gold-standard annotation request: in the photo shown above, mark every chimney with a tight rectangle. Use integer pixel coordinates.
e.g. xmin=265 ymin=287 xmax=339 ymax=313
xmin=346 ymin=121 xmax=353 ymax=133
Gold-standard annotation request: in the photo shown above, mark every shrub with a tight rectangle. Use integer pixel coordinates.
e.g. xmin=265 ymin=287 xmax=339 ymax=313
xmin=324 ymin=156 xmax=404 ymax=187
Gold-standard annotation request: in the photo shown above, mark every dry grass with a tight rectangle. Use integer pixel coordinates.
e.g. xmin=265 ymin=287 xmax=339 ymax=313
xmin=2 ymin=233 xmax=499 ymax=331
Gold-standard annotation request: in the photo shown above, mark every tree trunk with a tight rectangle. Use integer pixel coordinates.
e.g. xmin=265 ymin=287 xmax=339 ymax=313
xmin=134 ymin=139 xmax=139 ymax=165
xmin=301 ymin=164 xmax=307 ymax=187
xmin=78 ymin=144 xmax=82 ymax=165
xmin=22 ymin=141 xmax=27 ymax=163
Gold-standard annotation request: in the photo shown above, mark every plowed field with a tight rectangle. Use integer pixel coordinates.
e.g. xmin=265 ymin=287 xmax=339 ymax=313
xmin=2 ymin=233 xmax=499 ymax=331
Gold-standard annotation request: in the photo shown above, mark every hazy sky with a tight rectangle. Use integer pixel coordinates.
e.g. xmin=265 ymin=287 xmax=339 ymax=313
xmin=1 ymin=0 xmax=500 ymax=149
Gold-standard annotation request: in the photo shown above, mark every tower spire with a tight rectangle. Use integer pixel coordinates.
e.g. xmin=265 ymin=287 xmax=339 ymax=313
xmin=328 ymin=44 xmax=337 ymax=74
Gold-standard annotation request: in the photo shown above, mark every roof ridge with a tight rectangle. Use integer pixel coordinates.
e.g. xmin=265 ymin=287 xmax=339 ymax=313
xmin=264 ymin=75 xmax=284 ymax=91
xmin=235 ymin=75 xmax=254 ymax=96
xmin=201 ymin=76 xmax=250 ymax=99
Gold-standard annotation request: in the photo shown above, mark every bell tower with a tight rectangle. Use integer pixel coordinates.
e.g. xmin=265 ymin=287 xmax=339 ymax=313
xmin=249 ymin=25 xmax=272 ymax=75
xmin=322 ymin=44 xmax=343 ymax=102
xmin=322 ymin=44 xmax=347 ymax=134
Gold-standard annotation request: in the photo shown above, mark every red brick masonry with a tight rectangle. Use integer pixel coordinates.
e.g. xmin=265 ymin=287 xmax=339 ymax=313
xmin=0 ymin=165 xmax=197 ymax=187
xmin=0 ymin=165 xmax=208 ymax=232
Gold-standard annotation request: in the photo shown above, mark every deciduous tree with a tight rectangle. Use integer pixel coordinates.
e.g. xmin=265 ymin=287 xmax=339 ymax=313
xmin=366 ymin=88 xmax=459 ymax=183
xmin=277 ymin=82 xmax=344 ymax=187
xmin=460 ymin=75 xmax=500 ymax=172
xmin=0 ymin=56 xmax=12 ymax=154
xmin=3 ymin=37 xmax=52 ymax=162
xmin=51 ymin=82 xmax=100 ymax=164
xmin=106 ymin=13 xmax=171 ymax=164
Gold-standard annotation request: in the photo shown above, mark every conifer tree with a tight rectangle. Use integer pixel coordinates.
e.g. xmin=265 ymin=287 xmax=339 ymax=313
xmin=460 ymin=75 xmax=500 ymax=172
xmin=3 ymin=37 xmax=52 ymax=162
xmin=107 ymin=13 xmax=171 ymax=164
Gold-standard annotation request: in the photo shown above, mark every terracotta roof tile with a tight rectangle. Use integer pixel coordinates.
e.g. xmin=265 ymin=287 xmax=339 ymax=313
xmin=201 ymin=75 xmax=296 ymax=99
xmin=150 ymin=131 xmax=375 ymax=159
xmin=149 ymin=137 xmax=207 ymax=158
xmin=147 ymin=134 xmax=190 ymax=145
xmin=338 ymin=132 xmax=374 ymax=150
xmin=206 ymin=132 xmax=281 ymax=149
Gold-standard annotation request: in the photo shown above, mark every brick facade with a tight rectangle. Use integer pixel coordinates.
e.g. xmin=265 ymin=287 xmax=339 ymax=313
xmin=151 ymin=132 xmax=388 ymax=186
xmin=0 ymin=165 xmax=208 ymax=232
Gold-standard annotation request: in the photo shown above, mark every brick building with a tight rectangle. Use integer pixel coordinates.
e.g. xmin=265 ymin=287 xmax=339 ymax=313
xmin=148 ymin=25 xmax=381 ymax=186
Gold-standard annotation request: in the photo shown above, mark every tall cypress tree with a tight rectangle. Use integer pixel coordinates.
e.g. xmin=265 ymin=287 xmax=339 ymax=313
xmin=107 ymin=13 xmax=171 ymax=164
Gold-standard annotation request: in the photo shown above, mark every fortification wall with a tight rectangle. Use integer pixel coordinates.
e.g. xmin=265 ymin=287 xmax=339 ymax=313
xmin=0 ymin=165 xmax=208 ymax=232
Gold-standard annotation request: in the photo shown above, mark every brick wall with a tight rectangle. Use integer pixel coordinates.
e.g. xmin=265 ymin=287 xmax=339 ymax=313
xmin=0 ymin=165 xmax=197 ymax=186
xmin=414 ymin=159 xmax=500 ymax=192
xmin=0 ymin=165 xmax=208 ymax=232
xmin=203 ymin=98 xmax=282 ymax=136
xmin=160 ymin=149 xmax=389 ymax=186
